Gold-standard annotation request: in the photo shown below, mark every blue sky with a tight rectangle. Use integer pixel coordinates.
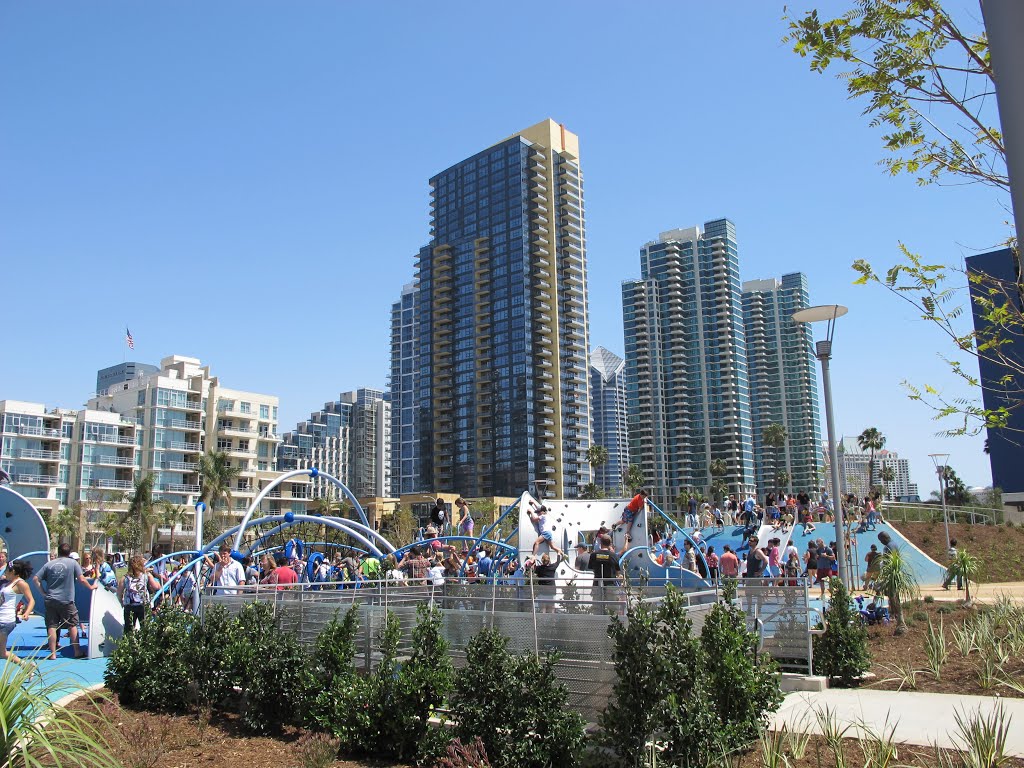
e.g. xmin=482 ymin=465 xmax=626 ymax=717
xmin=0 ymin=1 xmax=1008 ymax=491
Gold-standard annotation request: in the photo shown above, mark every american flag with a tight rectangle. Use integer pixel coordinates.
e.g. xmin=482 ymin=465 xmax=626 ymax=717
xmin=126 ymin=328 xmax=134 ymax=350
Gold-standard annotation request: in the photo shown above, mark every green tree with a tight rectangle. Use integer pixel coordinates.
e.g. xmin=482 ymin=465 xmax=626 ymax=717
xmin=580 ymin=482 xmax=605 ymax=500
xmin=762 ymin=423 xmax=788 ymax=494
xmin=857 ymin=427 xmax=886 ymax=499
xmin=381 ymin=504 xmax=417 ymax=546
xmin=159 ymin=501 xmax=188 ymax=554
xmin=813 ymin=578 xmax=871 ymax=686
xmin=585 ymin=444 xmax=609 ymax=492
xmin=785 ymin=1 xmax=1017 ymax=436
xmin=198 ymin=451 xmax=242 ymax=529
xmin=624 ymin=464 xmax=646 ymax=495
xmin=876 ymin=545 xmax=920 ymax=636
xmin=941 ymin=465 xmax=972 ymax=506
xmin=948 ymin=548 xmax=981 ymax=604
xmin=709 ymin=458 xmax=728 ymax=503
xmin=46 ymin=505 xmax=81 ymax=550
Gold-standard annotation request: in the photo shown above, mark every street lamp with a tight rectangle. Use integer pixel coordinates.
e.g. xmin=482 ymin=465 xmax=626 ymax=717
xmin=792 ymin=304 xmax=850 ymax=587
xmin=929 ymin=453 xmax=952 ymax=552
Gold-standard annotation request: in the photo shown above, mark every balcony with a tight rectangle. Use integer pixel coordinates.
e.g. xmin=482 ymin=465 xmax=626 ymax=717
xmin=93 ymin=455 xmax=135 ymax=467
xmin=163 ymin=460 xmax=198 ymax=472
xmin=184 ymin=399 xmax=204 ymax=411
xmin=167 ymin=441 xmax=201 ymax=452
xmin=90 ymin=434 xmax=136 ymax=446
xmin=13 ymin=473 xmax=58 ymax=485
xmin=15 ymin=448 xmax=61 ymax=460
xmin=92 ymin=478 xmax=133 ymax=490
xmin=219 ymin=424 xmax=255 ymax=436
xmin=167 ymin=419 xmax=201 ymax=431
xmin=8 ymin=425 xmax=61 ymax=438
xmin=161 ymin=483 xmax=201 ymax=494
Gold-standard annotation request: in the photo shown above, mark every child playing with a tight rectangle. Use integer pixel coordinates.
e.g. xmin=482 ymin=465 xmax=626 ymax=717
xmin=610 ymin=489 xmax=648 ymax=539
xmin=527 ymin=501 xmax=564 ymax=557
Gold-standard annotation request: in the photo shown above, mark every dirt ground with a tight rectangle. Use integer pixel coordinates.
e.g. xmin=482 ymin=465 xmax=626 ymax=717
xmin=79 ymin=692 xmax=1024 ymax=768
xmin=894 ymin=520 xmax=1024 ymax=583
xmin=863 ymin=598 xmax=1024 ymax=697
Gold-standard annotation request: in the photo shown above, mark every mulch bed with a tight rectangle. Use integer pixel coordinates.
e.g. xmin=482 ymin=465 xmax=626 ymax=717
xmin=863 ymin=599 xmax=1024 ymax=697
xmin=894 ymin=520 xmax=1024 ymax=583
xmin=75 ymin=690 xmax=1024 ymax=768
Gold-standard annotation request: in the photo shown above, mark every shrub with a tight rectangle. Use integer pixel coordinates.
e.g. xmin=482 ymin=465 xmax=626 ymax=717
xmin=391 ymin=604 xmax=454 ymax=762
xmin=296 ymin=732 xmax=340 ymax=768
xmin=700 ymin=582 xmax=783 ymax=748
xmin=105 ymin=604 xmax=194 ymax=711
xmin=813 ymin=578 xmax=871 ymax=687
xmin=306 ymin=606 xmax=365 ymax=745
xmin=186 ymin=604 xmax=236 ymax=709
xmin=912 ymin=610 xmax=929 ymax=623
xmin=310 ymin=606 xmax=360 ymax=690
xmin=229 ymin=601 xmax=310 ymax=734
xmin=600 ymin=586 xmax=740 ymax=767
xmin=450 ymin=627 xmax=585 ymax=768
xmin=924 ymin=595 xmax=935 ymax=604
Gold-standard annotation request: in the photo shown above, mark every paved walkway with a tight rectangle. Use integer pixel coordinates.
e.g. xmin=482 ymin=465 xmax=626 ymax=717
xmin=773 ymin=689 xmax=1024 ymax=755
xmin=7 ymin=615 xmax=107 ymax=703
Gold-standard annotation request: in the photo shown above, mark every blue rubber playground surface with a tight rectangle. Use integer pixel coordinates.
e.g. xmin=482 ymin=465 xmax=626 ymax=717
xmin=5 ymin=615 xmax=107 ymax=702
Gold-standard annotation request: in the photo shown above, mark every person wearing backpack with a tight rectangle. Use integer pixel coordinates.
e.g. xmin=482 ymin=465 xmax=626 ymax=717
xmin=118 ymin=555 xmax=160 ymax=634
xmin=91 ymin=548 xmax=118 ymax=592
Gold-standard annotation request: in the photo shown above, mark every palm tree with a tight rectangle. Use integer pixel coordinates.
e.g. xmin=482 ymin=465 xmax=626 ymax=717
xmin=857 ymin=428 xmax=886 ymax=499
xmin=47 ymin=506 xmax=81 ymax=550
xmin=585 ymin=445 xmax=609 ymax=492
xmin=762 ymin=423 xmax=788 ymax=495
xmin=879 ymin=464 xmax=896 ymax=508
xmin=127 ymin=473 xmax=157 ymax=555
xmin=160 ymin=501 xmax=188 ymax=554
xmin=875 ymin=547 xmax=919 ymax=636
xmin=708 ymin=458 xmax=728 ymax=503
xmin=624 ymin=464 xmax=646 ymax=495
xmin=199 ymin=451 xmax=242 ymax=528
xmin=948 ymin=549 xmax=981 ymax=604
xmin=580 ymin=482 xmax=605 ymax=500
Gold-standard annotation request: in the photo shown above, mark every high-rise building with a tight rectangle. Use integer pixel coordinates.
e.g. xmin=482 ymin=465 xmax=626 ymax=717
xmin=413 ymin=119 xmax=590 ymax=498
xmin=96 ymin=362 xmax=159 ymax=396
xmin=967 ymin=247 xmax=1024 ymax=510
xmin=389 ymin=281 xmax=420 ymax=496
xmin=589 ymin=346 xmax=629 ymax=495
xmin=89 ymin=355 xmax=308 ymax=529
xmin=742 ymin=274 xmax=821 ymax=494
xmin=279 ymin=388 xmax=391 ymax=500
xmin=837 ymin=438 xmax=916 ymax=501
xmin=622 ymin=220 xmax=754 ymax=507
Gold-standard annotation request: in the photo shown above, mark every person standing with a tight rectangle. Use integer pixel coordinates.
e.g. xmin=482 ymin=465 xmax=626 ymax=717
xmin=91 ymin=548 xmax=117 ymax=591
xmin=719 ymin=545 xmax=740 ymax=580
xmin=429 ymin=498 xmax=449 ymax=534
xmin=0 ymin=559 xmax=36 ymax=675
xmin=210 ymin=545 xmax=245 ymax=596
xmin=456 ymin=497 xmax=474 ymax=538
xmin=118 ymin=556 xmax=160 ymax=634
xmin=943 ymin=538 xmax=962 ymax=590
xmin=33 ymin=542 xmax=97 ymax=659
xmin=743 ymin=536 xmax=768 ymax=580
xmin=590 ymin=534 xmax=627 ymax=609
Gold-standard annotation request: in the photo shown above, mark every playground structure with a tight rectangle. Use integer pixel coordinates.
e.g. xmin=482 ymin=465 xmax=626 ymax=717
xmin=1 ymin=469 xmax=949 ymax=663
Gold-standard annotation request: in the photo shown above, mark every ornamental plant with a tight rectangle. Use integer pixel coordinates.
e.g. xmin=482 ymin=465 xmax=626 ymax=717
xmin=104 ymin=604 xmax=194 ymax=711
xmin=812 ymin=577 xmax=871 ymax=687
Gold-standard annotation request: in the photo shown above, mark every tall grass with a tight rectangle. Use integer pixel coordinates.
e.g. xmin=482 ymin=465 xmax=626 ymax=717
xmin=924 ymin=617 xmax=949 ymax=680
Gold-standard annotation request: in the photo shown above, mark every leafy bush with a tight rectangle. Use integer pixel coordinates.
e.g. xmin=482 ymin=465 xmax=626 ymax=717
xmin=229 ymin=601 xmax=310 ymax=734
xmin=924 ymin=595 xmax=935 ymax=604
xmin=310 ymin=606 xmax=360 ymax=689
xmin=813 ymin=578 xmax=871 ymax=687
xmin=296 ymin=732 xmax=340 ymax=768
xmin=700 ymin=582 xmax=783 ymax=748
xmin=186 ymin=604 xmax=236 ymax=708
xmin=105 ymin=604 xmax=194 ymax=710
xmin=450 ymin=627 xmax=585 ymax=768
xmin=390 ymin=604 xmax=454 ymax=762
xmin=912 ymin=610 xmax=929 ymax=623
xmin=600 ymin=586 xmax=734 ymax=767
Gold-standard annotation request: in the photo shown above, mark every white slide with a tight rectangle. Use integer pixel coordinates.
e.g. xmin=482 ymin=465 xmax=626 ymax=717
xmin=88 ymin=586 xmax=124 ymax=658
xmin=754 ymin=524 xmax=793 ymax=552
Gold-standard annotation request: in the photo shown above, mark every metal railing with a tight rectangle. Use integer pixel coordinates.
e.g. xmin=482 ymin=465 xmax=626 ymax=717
xmin=881 ymin=501 xmax=1000 ymax=525
xmin=202 ymin=578 xmax=812 ymax=718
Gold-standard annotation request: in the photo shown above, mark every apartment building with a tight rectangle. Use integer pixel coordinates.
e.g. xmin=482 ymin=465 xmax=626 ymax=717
xmin=413 ymin=118 xmax=591 ymax=498
xmin=622 ymin=220 xmax=755 ymax=507
xmin=742 ymin=273 xmax=822 ymax=494
xmin=389 ymin=281 xmax=421 ymax=497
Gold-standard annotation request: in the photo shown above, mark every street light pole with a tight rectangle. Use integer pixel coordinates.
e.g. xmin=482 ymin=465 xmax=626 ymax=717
xmin=793 ymin=304 xmax=850 ymax=588
xmin=929 ymin=453 xmax=952 ymax=552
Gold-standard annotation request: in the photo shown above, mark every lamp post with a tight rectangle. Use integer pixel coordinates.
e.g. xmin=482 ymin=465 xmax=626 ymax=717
xmin=192 ymin=500 xmax=206 ymax=611
xmin=793 ymin=304 xmax=849 ymax=587
xmin=929 ymin=453 xmax=952 ymax=552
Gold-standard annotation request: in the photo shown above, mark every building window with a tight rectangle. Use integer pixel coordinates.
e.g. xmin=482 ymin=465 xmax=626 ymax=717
xmin=259 ymin=404 xmax=269 ymax=419
xmin=240 ymin=402 xmax=251 ymax=414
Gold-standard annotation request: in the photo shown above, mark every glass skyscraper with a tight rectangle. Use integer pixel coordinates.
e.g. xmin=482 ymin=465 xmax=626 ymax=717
xmin=622 ymin=220 xmax=755 ymax=507
xmin=389 ymin=281 xmax=419 ymax=496
xmin=741 ymin=273 xmax=821 ymax=494
xmin=414 ymin=119 xmax=591 ymax=498
xmin=589 ymin=346 xmax=629 ymax=495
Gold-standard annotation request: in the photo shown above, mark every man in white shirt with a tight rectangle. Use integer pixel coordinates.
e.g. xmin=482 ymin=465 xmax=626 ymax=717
xmin=210 ymin=545 xmax=245 ymax=595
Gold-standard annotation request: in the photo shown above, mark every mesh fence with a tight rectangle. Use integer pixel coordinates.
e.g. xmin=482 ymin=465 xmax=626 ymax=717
xmin=204 ymin=578 xmax=810 ymax=718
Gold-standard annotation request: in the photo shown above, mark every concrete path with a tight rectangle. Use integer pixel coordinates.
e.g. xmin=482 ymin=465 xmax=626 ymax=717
xmin=772 ymin=689 xmax=1024 ymax=756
